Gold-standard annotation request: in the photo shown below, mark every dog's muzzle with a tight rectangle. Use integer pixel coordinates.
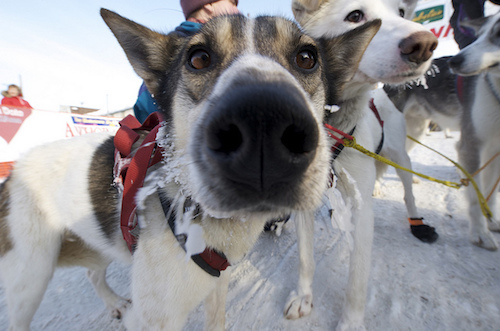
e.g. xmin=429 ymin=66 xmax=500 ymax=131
xmin=196 ymin=82 xmax=319 ymax=209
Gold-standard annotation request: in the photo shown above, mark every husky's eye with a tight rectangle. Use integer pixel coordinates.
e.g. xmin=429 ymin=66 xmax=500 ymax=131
xmin=189 ymin=50 xmax=211 ymax=70
xmin=295 ymin=49 xmax=317 ymax=70
xmin=345 ymin=10 xmax=364 ymax=23
xmin=399 ymin=9 xmax=405 ymax=18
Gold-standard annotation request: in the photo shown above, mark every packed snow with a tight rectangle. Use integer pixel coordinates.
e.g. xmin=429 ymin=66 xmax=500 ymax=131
xmin=1 ymin=130 xmax=499 ymax=330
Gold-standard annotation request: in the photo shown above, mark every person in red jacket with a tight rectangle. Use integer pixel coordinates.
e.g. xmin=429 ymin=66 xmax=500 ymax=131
xmin=1 ymin=84 xmax=33 ymax=109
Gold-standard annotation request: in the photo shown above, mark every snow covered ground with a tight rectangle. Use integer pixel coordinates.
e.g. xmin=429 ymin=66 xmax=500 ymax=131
xmin=1 ymin=130 xmax=499 ymax=330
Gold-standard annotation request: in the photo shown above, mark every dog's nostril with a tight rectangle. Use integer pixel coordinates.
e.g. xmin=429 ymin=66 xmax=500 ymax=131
xmin=207 ymin=124 xmax=243 ymax=154
xmin=430 ymin=41 xmax=438 ymax=52
xmin=281 ymin=125 xmax=314 ymax=154
xmin=399 ymin=31 xmax=438 ymax=64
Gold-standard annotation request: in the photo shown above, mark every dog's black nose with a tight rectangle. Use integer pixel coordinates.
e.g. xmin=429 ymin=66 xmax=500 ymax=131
xmin=202 ymin=82 xmax=318 ymax=194
xmin=399 ymin=31 xmax=438 ymax=64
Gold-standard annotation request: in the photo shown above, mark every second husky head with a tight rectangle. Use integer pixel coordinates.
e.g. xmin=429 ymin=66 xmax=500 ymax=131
xmin=449 ymin=11 xmax=500 ymax=76
xmin=292 ymin=0 xmax=438 ymax=85
xmin=101 ymin=10 xmax=380 ymax=218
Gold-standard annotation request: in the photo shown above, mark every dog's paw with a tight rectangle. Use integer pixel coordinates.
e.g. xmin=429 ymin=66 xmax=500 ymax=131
xmin=470 ymin=229 xmax=498 ymax=251
xmin=410 ymin=224 xmax=439 ymax=243
xmin=372 ymin=181 xmax=382 ymax=197
xmin=111 ymin=299 xmax=132 ymax=320
xmin=335 ymin=317 xmax=366 ymax=331
xmin=284 ymin=291 xmax=313 ymax=319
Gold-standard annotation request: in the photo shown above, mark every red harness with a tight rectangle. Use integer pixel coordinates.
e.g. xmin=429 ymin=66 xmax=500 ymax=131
xmin=113 ymin=112 xmax=229 ymax=276
xmin=456 ymin=75 xmax=465 ymax=104
xmin=325 ymin=98 xmax=384 ymax=160
xmin=114 ymin=113 xmax=163 ymax=252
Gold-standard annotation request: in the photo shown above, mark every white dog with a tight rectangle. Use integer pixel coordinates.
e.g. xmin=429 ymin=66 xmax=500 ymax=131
xmin=286 ymin=0 xmax=437 ymax=329
xmin=448 ymin=11 xmax=500 ymax=250
xmin=0 ymin=9 xmax=380 ymax=330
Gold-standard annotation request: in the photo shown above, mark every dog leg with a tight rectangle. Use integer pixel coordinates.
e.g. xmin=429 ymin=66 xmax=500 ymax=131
xmin=203 ymin=267 xmax=231 ymax=331
xmin=1 ymin=243 xmax=59 ymax=331
xmin=392 ymin=152 xmax=438 ymax=243
xmin=125 ymin=195 xmax=219 ymax=330
xmin=465 ymin=184 xmax=497 ymax=250
xmin=86 ymin=264 xmax=130 ymax=320
xmin=404 ymin=115 xmax=430 ymax=153
xmin=395 ymin=166 xmax=417 ymax=217
xmin=373 ymin=162 xmax=388 ymax=197
xmin=480 ymin=146 xmax=500 ymax=232
xmin=125 ymin=231 xmax=217 ymax=330
xmin=380 ymin=103 xmax=438 ymax=243
xmin=284 ymin=210 xmax=315 ymax=319
xmin=458 ymin=136 xmax=498 ymax=250
xmin=444 ymin=128 xmax=453 ymax=138
xmin=335 ymin=159 xmax=375 ymax=331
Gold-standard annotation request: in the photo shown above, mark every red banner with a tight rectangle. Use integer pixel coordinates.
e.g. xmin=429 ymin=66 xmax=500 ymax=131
xmin=0 ymin=106 xmax=32 ymax=143
xmin=0 ymin=107 xmax=121 ymax=178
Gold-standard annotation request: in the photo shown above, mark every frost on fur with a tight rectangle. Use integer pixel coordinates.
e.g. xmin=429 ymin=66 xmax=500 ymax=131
xmin=402 ymin=63 xmax=440 ymax=90
xmin=156 ymin=125 xmax=192 ymax=196
xmin=327 ymin=168 xmax=362 ymax=251
xmin=131 ymin=124 xmax=208 ymax=258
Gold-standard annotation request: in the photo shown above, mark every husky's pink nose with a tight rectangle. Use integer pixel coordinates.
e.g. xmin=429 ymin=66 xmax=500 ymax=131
xmin=399 ymin=31 xmax=438 ymax=64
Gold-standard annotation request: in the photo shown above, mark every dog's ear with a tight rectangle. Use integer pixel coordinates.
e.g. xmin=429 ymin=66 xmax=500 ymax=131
xmin=460 ymin=16 xmax=490 ymax=36
xmin=292 ymin=0 xmax=326 ymax=26
xmin=320 ymin=19 xmax=381 ymax=104
xmin=100 ymin=8 xmax=184 ymax=96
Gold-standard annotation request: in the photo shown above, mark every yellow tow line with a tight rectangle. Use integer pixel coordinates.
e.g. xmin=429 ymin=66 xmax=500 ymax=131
xmin=337 ymin=133 xmax=493 ymax=220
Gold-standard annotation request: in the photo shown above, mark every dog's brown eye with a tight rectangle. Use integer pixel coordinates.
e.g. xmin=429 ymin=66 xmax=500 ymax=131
xmin=345 ymin=10 xmax=364 ymax=23
xmin=295 ymin=50 xmax=316 ymax=70
xmin=189 ymin=50 xmax=211 ymax=70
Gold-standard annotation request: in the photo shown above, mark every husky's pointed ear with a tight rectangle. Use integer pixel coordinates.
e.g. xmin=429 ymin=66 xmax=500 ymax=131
xmin=460 ymin=16 xmax=490 ymax=36
xmin=321 ymin=19 xmax=381 ymax=104
xmin=292 ymin=0 xmax=326 ymax=25
xmin=100 ymin=8 xmax=184 ymax=95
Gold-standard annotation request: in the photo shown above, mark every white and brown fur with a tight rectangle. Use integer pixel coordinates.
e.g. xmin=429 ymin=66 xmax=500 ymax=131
xmin=448 ymin=11 xmax=500 ymax=250
xmin=286 ymin=0 xmax=437 ymax=330
xmin=0 ymin=9 xmax=380 ymax=330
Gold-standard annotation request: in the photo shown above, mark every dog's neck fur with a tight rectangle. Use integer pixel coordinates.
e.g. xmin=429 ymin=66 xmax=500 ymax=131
xmin=325 ymin=79 xmax=373 ymax=131
xmin=485 ymin=72 xmax=500 ymax=106
xmin=144 ymin=173 xmax=269 ymax=265
xmin=199 ymin=215 xmax=269 ymax=263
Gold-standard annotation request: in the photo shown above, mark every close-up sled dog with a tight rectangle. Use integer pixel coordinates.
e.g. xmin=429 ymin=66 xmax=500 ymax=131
xmin=287 ymin=0 xmax=437 ymax=329
xmin=448 ymin=11 xmax=500 ymax=250
xmin=0 ymin=9 xmax=381 ymax=331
